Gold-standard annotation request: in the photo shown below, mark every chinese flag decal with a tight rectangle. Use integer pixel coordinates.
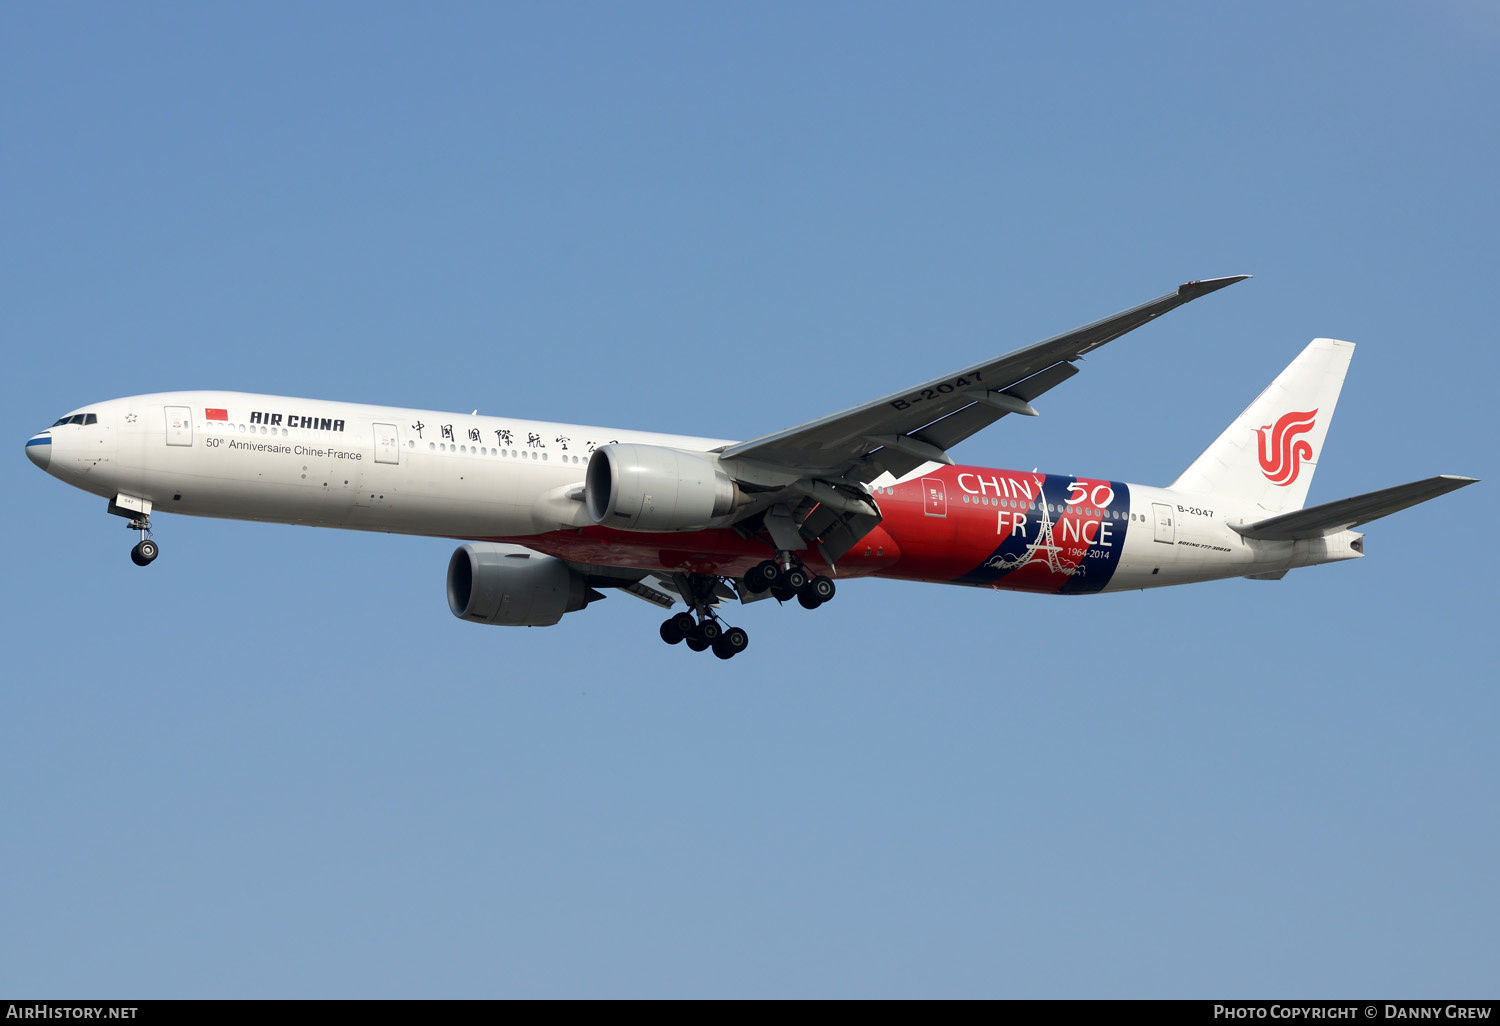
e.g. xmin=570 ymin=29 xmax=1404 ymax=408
xmin=206 ymin=408 xmax=229 ymax=421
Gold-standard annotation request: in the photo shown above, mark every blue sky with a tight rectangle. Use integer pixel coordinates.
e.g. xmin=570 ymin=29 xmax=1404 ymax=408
xmin=3 ymin=2 xmax=1496 ymax=998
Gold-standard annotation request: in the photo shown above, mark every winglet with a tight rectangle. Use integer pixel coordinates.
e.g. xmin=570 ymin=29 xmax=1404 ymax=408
xmin=1178 ymin=275 xmax=1252 ymax=300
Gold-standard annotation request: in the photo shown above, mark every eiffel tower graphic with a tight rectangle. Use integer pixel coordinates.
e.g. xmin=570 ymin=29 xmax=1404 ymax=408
xmin=985 ymin=499 xmax=1085 ymax=578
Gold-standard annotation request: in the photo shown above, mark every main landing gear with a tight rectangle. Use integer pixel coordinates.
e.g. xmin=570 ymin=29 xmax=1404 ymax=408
xmin=743 ymin=557 xmax=836 ymax=610
xmin=658 ymin=574 xmax=751 ymax=660
xmin=656 ymin=556 xmax=835 ymax=660
xmin=659 ymin=610 xmax=750 ymax=660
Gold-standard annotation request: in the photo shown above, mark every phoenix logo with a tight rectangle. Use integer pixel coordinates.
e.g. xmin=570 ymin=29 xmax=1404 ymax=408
xmin=1256 ymin=409 xmax=1317 ymax=486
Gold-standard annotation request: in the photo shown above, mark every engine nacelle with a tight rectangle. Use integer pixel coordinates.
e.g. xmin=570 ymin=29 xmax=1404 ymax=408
xmin=447 ymin=543 xmax=598 ymax=627
xmin=585 ymin=443 xmax=739 ymax=531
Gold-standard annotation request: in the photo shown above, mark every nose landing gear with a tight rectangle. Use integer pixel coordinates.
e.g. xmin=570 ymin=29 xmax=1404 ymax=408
xmin=130 ymin=535 xmax=158 ymax=566
xmin=108 ymin=494 xmax=158 ymax=566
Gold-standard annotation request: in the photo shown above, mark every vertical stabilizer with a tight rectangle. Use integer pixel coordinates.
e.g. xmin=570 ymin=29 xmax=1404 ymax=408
xmin=1170 ymin=338 xmax=1354 ymax=515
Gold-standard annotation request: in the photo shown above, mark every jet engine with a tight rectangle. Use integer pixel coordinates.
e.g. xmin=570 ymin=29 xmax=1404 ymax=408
xmin=585 ymin=443 xmax=740 ymax=531
xmin=447 ymin=543 xmax=602 ymax=627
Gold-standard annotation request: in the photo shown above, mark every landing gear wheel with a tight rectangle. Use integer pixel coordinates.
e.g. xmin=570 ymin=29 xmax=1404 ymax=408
xmin=808 ymin=576 xmax=835 ymax=603
xmin=130 ymin=539 xmax=158 ymax=566
xmin=783 ymin=567 xmax=809 ymax=593
xmin=797 ymin=591 xmax=822 ymax=610
xmin=744 ymin=566 xmax=767 ymax=592
xmin=684 ymin=618 xmax=721 ymax=652
xmin=755 ymin=559 xmax=782 ymax=585
xmin=771 ymin=580 xmax=797 ymax=603
xmin=660 ymin=618 xmax=686 ymax=645
xmin=712 ymin=626 xmax=750 ymax=660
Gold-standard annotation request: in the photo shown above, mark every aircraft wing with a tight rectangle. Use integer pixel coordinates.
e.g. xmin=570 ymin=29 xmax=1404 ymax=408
xmin=720 ymin=275 xmax=1250 ymax=481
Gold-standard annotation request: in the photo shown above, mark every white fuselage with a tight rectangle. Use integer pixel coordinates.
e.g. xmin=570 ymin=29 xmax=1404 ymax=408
xmin=28 ymin=391 xmax=1364 ymax=594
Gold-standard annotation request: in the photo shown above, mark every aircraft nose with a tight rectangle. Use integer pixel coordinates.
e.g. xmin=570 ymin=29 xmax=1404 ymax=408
xmin=25 ymin=433 xmax=52 ymax=471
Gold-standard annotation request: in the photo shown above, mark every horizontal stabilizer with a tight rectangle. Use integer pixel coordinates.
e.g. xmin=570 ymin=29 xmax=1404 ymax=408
xmin=1230 ymin=475 xmax=1478 ymax=540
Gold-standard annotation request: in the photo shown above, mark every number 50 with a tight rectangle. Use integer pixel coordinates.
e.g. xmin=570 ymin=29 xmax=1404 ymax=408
xmin=1065 ymin=481 xmax=1114 ymax=507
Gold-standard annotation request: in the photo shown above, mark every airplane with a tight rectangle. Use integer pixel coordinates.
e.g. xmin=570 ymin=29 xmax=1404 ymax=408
xmin=24 ymin=275 xmax=1476 ymax=660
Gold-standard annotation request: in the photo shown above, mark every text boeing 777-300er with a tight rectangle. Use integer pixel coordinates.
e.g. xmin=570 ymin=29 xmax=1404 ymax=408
xmin=25 ymin=276 xmax=1477 ymax=659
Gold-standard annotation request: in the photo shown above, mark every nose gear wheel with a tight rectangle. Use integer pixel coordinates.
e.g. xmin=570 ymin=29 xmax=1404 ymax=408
xmin=125 ymin=515 xmax=158 ymax=566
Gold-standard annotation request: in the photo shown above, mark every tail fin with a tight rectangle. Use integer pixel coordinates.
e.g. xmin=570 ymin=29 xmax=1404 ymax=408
xmin=1170 ymin=338 xmax=1354 ymax=515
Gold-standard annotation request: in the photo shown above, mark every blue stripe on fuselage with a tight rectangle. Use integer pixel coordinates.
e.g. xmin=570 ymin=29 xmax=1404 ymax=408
xmin=955 ymin=477 xmax=1131 ymax=594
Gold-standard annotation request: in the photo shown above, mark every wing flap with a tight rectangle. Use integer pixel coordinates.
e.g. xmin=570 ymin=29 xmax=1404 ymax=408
xmin=1230 ymin=475 xmax=1478 ymax=540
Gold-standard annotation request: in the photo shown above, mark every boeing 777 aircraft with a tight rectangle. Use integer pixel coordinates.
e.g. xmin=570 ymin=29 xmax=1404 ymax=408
xmin=25 ymin=276 xmax=1476 ymax=659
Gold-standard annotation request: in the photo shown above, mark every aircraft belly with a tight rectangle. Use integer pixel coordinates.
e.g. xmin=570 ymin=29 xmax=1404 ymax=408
xmin=507 ymin=524 xmax=902 ymax=579
xmin=512 ymin=466 xmax=1144 ymax=594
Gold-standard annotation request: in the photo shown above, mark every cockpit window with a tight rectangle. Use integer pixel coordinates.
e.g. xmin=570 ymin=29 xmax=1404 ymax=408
xmin=50 ymin=414 xmax=96 ymax=426
xmin=84 ymin=414 xmax=97 ymax=425
xmin=51 ymin=417 xmax=71 ymax=426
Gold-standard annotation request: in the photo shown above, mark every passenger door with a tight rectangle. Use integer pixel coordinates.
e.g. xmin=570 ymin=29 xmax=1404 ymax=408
xmin=1152 ymin=502 xmax=1175 ymax=544
xmin=165 ymin=406 xmax=193 ymax=446
xmin=374 ymin=422 xmax=400 ymax=465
